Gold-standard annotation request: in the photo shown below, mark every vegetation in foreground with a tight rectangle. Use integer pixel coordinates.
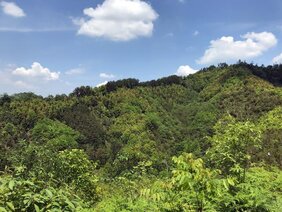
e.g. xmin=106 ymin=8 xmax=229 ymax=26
xmin=0 ymin=62 xmax=282 ymax=211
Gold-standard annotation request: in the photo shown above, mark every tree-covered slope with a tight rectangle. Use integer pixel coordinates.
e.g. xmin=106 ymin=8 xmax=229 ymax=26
xmin=0 ymin=62 xmax=282 ymax=211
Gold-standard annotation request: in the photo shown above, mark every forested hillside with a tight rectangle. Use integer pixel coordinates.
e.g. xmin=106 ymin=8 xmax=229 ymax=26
xmin=0 ymin=62 xmax=282 ymax=211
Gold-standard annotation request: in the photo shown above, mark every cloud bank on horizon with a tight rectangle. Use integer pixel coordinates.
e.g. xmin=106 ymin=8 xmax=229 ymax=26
xmin=273 ymin=53 xmax=282 ymax=64
xmin=0 ymin=0 xmax=282 ymax=95
xmin=198 ymin=32 xmax=277 ymax=65
xmin=175 ymin=65 xmax=198 ymax=76
xmin=0 ymin=62 xmax=61 ymax=94
xmin=12 ymin=62 xmax=60 ymax=81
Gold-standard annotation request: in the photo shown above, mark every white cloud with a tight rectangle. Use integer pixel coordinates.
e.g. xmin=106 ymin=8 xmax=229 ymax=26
xmin=272 ymin=53 xmax=282 ymax=64
xmin=0 ymin=1 xmax=25 ymax=18
xmin=175 ymin=65 xmax=198 ymax=76
xmin=178 ymin=0 xmax=185 ymax=3
xmin=0 ymin=64 xmax=76 ymax=96
xmin=96 ymin=81 xmax=108 ymax=87
xmin=14 ymin=80 xmax=31 ymax=89
xmin=99 ymin=72 xmax=115 ymax=79
xmin=197 ymin=32 xmax=277 ymax=65
xmin=74 ymin=0 xmax=158 ymax=41
xmin=12 ymin=62 xmax=60 ymax=81
xmin=65 ymin=68 xmax=85 ymax=75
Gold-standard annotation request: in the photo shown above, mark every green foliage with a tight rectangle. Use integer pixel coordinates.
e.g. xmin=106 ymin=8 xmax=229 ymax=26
xmin=170 ymin=153 xmax=228 ymax=211
xmin=220 ymin=167 xmax=282 ymax=211
xmin=0 ymin=94 xmax=11 ymax=106
xmin=0 ymin=123 xmax=20 ymax=170
xmin=139 ymin=153 xmax=233 ymax=211
xmin=9 ymin=118 xmax=81 ymax=180
xmin=31 ymin=118 xmax=80 ymax=150
xmin=7 ymin=119 xmax=98 ymax=204
xmin=56 ymin=149 xmax=98 ymax=200
xmin=70 ymin=86 xmax=96 ymax=98
xmin=106 ymin=78 xmax=139 ymax=93
xmin=0 ymin=63 xmax=282 ymax=211
xmin=57 ymin=104 xmax=107 ymax=162
xmin=0 ymin=175 xmax=85 ymax=211
xmin=207 ymin=115 xmax=262 ymax=181
xmin=257 ymin=107 xmax=282 ymax=167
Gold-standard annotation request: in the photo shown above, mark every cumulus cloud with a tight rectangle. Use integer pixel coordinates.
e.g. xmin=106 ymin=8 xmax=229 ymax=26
xmin=0 ymin=67 xmax=31 ymax=89
xmin=99 ymin=72 xmax=115 ymax=79
xmin=74 ymin=0 xmax=158 ymax=41
xmin=197 ymin=32 xmax=277 ymax=65
xmin=175 ymin=65 xmax=198 ymax=76
xmin=0 ymin=1 xmax=25 ymax=17
xmin=96 ymin=81 xmax=108 ymax=87
xmin=272 ymin=53 xmax=282 ymax=64
xmin=0 ymin=63 xmax=78 ymax=96
xmin=12 ymin=62 xmax=60 ymax=81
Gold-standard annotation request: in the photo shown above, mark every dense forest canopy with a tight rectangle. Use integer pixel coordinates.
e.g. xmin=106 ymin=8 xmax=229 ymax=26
xmin=0 ymin=62 xmax=282 ymax=211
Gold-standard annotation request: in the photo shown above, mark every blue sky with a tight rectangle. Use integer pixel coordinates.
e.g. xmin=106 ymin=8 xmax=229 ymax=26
xmin=0 ymin=0 xmax=282 ymax=95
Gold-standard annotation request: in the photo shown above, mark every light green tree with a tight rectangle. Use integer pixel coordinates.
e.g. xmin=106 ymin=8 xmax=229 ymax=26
xmin=207 ymin=115 xmax=262 ymax=182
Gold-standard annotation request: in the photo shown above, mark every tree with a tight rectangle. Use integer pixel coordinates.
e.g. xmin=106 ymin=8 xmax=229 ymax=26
xmin=141 ymin=153 xmax=231 ymax=211
xmin=0 ymin=94 xmax=11 ymax=106
xmin=170 ymin=153 xmax=229 ymax=211
xmin=70 ymin=86 xmax=95 ymax=98
xmin=0 ymin=175 xmax=85 ymax=211
xmin=30 ymin=118 xmax=80 ymax=150
xmin=207 ymin=115 xmax=262 ymax=182
xmin=0 ymin=123 xmax=19 ymax=170
xmin=105 ymin=78 xmax=139 ymax=93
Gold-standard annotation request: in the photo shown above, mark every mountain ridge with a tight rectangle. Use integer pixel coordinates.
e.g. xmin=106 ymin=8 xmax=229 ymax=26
xmin=0 ymin=62 xmax=282 ymax=211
